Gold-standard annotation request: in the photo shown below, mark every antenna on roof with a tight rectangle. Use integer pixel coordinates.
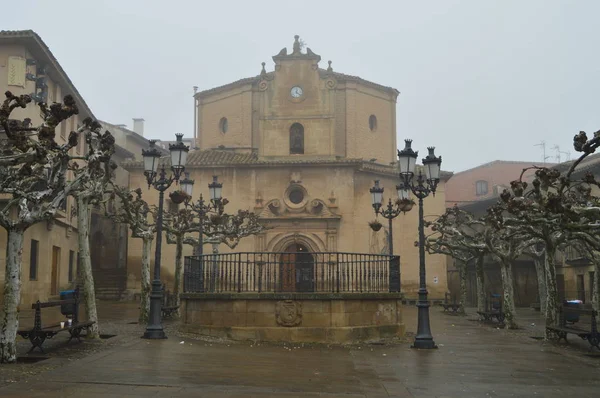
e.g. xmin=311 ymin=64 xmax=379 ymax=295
xmin=552 ymin=145 xmax=561 ymax=163
xmin=534 ymin=141 xmax=550 ymax=164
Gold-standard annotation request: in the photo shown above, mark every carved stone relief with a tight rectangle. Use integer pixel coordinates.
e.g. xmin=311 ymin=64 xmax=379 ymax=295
xmin=276 ymin=300 xmax=302 ymax=326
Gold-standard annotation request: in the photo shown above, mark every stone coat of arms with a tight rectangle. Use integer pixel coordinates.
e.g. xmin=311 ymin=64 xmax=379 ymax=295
xmin=276 ymin=300 xmax=302 ymax=327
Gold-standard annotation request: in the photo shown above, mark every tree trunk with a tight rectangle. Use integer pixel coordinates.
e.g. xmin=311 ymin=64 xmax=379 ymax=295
xmin=475 ymin=255 xmax=486 ymax=313
xmin=544 ymin=249 xmax=560 ymax=339
xmin=139 ymin=237 xmax=152 ymax=324
xmin=533 ymin=254 xmax=547 ymax=314
xmin=173 ymin=235 xmax=183 ymax=316
xmin=76 ymin=196 xmax=99 ymax=338
xmin=458 ymin=262 xmax=467 ymax=314
xmin=0 ymin=229 xmax=24 ymax=363
xmin=592 ymin=253 xmax=600 ymax=312
xmin=499 ymin=260 xmax=518 ymax=329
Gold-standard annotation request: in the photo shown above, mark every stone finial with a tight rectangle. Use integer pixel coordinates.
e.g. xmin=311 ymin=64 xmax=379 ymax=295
xmin=260 ymin=62 xmax=267 ymax=78
xmin=327 ymin=60 xmax=333 ymax=72
xmin=292 ymin=35 xmax=301 ymax=54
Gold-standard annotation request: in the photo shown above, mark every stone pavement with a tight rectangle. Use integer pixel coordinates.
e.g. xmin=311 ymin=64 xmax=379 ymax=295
xmin=1 ymin=305 xmax=599 ymax=397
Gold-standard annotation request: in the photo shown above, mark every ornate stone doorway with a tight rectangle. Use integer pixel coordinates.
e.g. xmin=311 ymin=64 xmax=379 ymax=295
xmin=280 ymin=243 xmax=314 ymax=292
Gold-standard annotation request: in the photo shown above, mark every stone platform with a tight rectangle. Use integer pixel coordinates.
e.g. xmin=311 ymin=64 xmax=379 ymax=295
xmin=180 ymin=292 xmax=404 ymax=343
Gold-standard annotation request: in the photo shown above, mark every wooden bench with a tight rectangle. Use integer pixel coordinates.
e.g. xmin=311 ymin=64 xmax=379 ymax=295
xmin=161 ymin=283 xmax=179 ymax=319
xmin=17 ymin=287 xmax=95 ymax=353
xmin=477 ymin=293 xmax=505 ymax=324
xmin=547 ymin=303 xmax=599 ymax=351
xmin=440 ymin=292 xmax=460 ymax=313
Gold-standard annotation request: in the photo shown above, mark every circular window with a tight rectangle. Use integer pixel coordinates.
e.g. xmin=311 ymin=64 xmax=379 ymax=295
xmin=219 ymin=117 xmax=228 ymax=134
xmin=369 ymin=115 xmax=377 ymax=132
xmin=289 ymin=188 xmax=304 ymax=204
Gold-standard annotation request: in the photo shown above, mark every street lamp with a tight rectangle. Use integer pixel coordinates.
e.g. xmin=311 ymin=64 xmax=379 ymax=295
xmin=141 ymin=134 xmax=189 ymax=339
xmin=183 ymin=175 xmax=226 ymax=257
xmin=369 ymin=180 xmax=414 ymax=256
xmin=397 ymin=139 xmax=442 ymax=350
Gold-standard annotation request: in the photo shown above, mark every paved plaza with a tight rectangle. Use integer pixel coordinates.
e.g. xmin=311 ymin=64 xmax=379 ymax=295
xmin=1 ymin=303 xmax=599 ymax=397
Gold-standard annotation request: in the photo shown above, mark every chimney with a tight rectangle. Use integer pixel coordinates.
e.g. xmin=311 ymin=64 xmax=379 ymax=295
xmin=115 ymin=124 xmax=127 ymax=129
xmin=133 ymin=118 xmax=145 ymax=136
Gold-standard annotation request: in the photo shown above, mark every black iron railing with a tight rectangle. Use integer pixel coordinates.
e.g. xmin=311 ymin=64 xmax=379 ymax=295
xmin=184 ymin=252 xmax=400 ymax=294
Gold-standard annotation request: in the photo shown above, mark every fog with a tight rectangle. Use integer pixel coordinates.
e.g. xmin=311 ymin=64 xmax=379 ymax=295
xmin=3 ymin=0 xmax=599 ymax=171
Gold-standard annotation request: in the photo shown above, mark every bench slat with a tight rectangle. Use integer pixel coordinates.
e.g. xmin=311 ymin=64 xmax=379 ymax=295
xmin=31 ymin=299 xmax=77 ymax=309
xmin=547 ymin=326 xmax=590 ymax=335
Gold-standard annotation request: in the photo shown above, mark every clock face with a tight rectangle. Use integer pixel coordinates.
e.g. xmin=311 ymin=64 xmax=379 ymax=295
xmin=290 ymin=86 xmax=303 ymax=98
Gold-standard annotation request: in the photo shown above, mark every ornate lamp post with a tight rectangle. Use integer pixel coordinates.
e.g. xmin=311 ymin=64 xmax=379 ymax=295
xmin=180 ymin=175 xmax=226 ymax=256
xmin=370 ymin=180 xmax=414 ymax=256
xmin=397 ymin=139 xmax=442 ymax=349
xmin=141 ymin=134 xmax=189 ymax=339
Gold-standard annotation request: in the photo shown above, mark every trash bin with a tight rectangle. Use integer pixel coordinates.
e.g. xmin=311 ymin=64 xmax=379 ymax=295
xmin=60 ymin=290 xmax=76 ymax=316
xmin=564 ymin=300 xmax=581 ymax=323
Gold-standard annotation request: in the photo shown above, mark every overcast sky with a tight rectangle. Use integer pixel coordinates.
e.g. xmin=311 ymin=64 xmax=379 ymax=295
xmin=4 ymin=0 xmax=600 ymax=172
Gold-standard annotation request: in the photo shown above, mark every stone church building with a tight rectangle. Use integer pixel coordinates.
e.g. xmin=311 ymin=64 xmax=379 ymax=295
xmin=125 ymin=36 xmax=450 ymax=299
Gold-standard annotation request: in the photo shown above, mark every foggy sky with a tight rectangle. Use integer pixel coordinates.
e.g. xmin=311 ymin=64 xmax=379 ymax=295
xmin=3 ymin=0 xmax=599 ymax=172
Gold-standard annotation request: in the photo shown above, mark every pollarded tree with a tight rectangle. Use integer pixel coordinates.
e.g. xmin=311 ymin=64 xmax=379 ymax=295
xmin=484 ymin=203 xmax=540 ymax=329
xmin=201 ymin=210 xmax=269 ymax=250
xmin=496 ymin=129 xmax=600 ymax=333
xmin=107 ymin=186 xmax=156 ymax=323
xmin=425 ymin=206 xmax=489 ymax=314
xmin=70 ymin=122 xmax=116 ymax=339
xmin=162 ymin=206 xmax=196 ymax=312
xmin=0 ymin=92 xmax=114 ymax=363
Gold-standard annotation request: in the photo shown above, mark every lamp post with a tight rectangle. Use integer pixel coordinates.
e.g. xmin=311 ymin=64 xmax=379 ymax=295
xmin=141 ymin=134 xmax=189 ymax=339
xmin=369 ymin=180 xmax=414 ymax=256
xmin=397 ymin=139 xmax=442 ymax=350
xmin=180 ymin=175 xmax=226 ymax=256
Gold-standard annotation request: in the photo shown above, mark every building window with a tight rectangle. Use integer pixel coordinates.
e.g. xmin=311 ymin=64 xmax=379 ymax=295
xmin=77 ymin=252 xmax=81 ymax=280
xmin=369 ymin=115 xmax=377 ymax=132
xmin=290 ymin=123 xmax=304 ymax=154
xmin=219 ymin=117 xmax=228 ymax=134
xmin=475 ymin=180 xmax=488 ymax=196
xmin=30 ymin=239 xmax=39 ymax=280
xmin=69 ymin=250 xmax=75 ymax=282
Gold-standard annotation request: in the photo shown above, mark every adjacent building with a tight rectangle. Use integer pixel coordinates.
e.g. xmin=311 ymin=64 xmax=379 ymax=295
xmin=0 ymin=30 xmax=156 ymax=305
xmin=0 ymin=30 xmax=93 ymax=305
xmin=445 ymin=160 xmax=555 ymax=208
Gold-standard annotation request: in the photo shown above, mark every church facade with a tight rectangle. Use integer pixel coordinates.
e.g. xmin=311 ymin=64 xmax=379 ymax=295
xmin=125 ymin=36 xmax=450 ymax=299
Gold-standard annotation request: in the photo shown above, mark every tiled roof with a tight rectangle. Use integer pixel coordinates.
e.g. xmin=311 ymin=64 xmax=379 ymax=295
xmin=451 ymin=159 xmax=556 ymax=176
xmin=552 ymin=152 xmax=600 ymax=175
xmin=0 ymin=30 xmax=95 ymax=119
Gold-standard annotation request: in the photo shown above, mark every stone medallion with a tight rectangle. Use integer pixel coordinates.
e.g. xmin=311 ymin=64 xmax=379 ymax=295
xmin=276 ymin=300 xmax=302 ymax=327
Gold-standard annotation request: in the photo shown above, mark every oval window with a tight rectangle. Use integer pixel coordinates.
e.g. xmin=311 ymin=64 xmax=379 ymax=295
xmin=219 ymin=117 xmax=228 ymax=134
xmin=289 ymin=188 xmax=305 ymax=204
xmin=369 ymin=115 xmax=377 ymax=132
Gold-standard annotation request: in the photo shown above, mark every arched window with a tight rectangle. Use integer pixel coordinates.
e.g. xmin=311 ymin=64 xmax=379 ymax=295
xmin=369 ymin=115 xmax=377 ymax=132
xmin=290 ymin=123 xmax=304 ymax=154
xmin=219 ymin=117 xmax=228 ymax=134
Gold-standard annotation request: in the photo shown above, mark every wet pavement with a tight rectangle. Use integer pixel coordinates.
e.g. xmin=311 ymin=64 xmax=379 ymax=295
xmin=1 ymin=303 xmax=599 ymax=397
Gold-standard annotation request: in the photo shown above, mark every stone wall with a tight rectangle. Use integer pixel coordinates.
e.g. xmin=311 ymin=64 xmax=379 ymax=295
xmin=180 ymin=293 xmax=404 ymax=343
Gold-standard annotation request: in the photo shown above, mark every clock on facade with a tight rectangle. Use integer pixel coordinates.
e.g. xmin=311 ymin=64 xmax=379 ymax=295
xmin=290 ymin=86 xmax=303 ymax=98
